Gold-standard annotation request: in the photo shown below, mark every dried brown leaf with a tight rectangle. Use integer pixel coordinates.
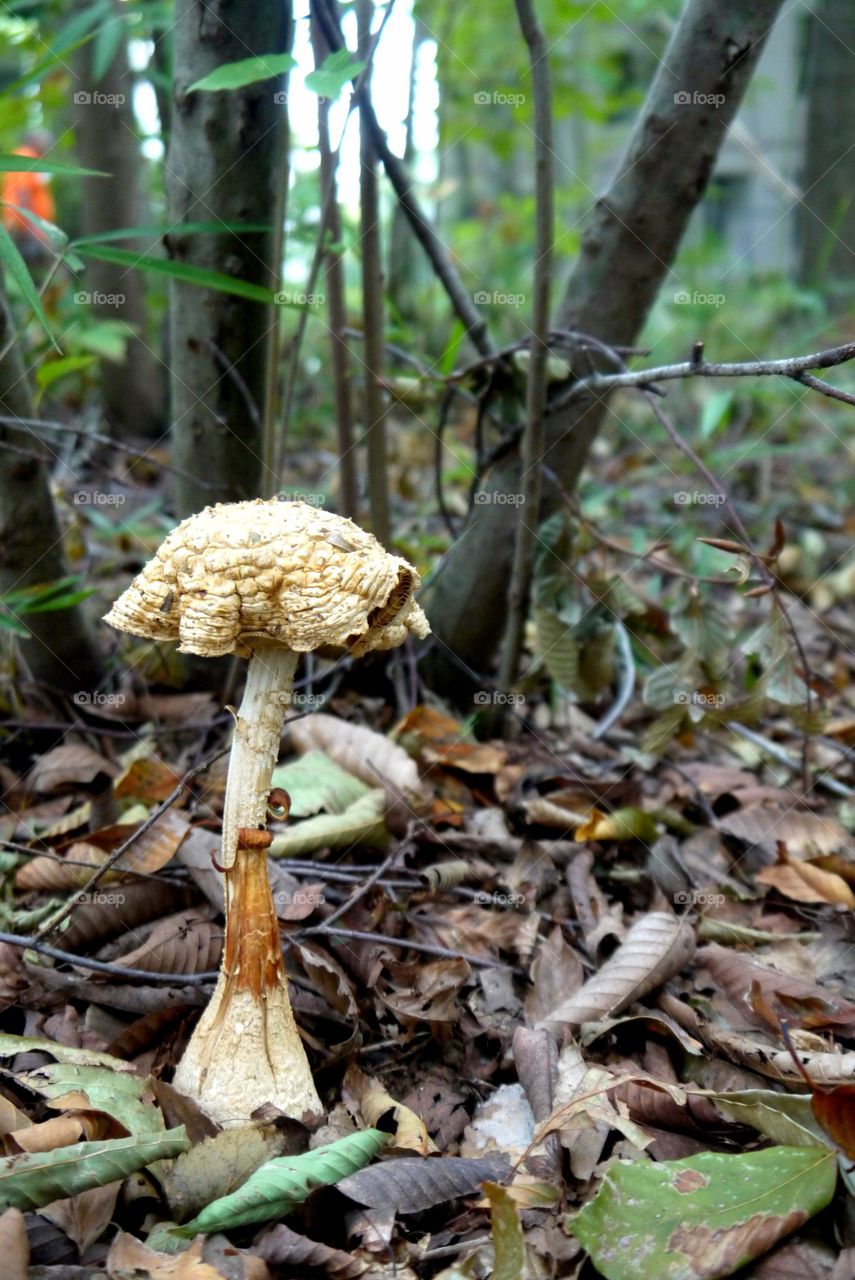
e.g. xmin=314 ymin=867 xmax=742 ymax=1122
xmin=540 ymin=912 xmax=695 ymax=1030
xmin=0 ymin=1208 xmax=28 ymax=1280
xmin=698 ymin=943 xmax=855 ymax=1033
xmin=42 ymin=1181 xmax=119 ymax=1253
xmin=111 ymin=911 xmax=221 ymax=975
xmin=376 ymin=956 xmax=470 ymax=1024
xmin=337 ymin=1153 xmax=510 ymax=1213
xmin=252 ymin=1223 xmax=366 ymax=1277
xmin=26 ymin=744 xmax=118 ymax=792
xmin=289 ymin=714 xmax=423 ymax=795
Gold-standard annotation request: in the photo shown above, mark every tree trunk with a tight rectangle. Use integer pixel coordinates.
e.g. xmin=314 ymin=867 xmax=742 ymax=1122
xmin=166 ymin=0 xmax=290 ymax=517
xmin=0 ymin=286 xmax=102 ymax=694
xmin=73 ymin=0 xmax=163 ymax=440
xmin=797 ymin=0 xmax=855 ymax=293
xmin=422 ymin=0 xmax=784 ymax=698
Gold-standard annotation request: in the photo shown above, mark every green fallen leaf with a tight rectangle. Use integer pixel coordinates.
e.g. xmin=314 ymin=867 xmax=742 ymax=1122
xmin=270 ymin=750 xmax=370 ymax=817
xmin=22 ymin=1063 xmax=163 ymax=1137
xmin=269 ymin=790 xmax=388 ymax=858
xmin=173 ymin=1128 xmax=387 ymax=1235
xmin=188 ymin=53 xmax=296 ymax=93
xmin=0 ymin=1034 xmax=132 ymax=1071
xmin=705 ymin=1090 xmax=830 ymax=1150
xmin=569 ymin=1145 xmax=837 ymax=1280
xmin=0 ymin=1128 xmax=189 ymax=1212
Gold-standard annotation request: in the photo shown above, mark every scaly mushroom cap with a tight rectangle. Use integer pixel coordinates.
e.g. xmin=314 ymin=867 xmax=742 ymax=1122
xmin=104 ymin=498 xmax=430 ymax=658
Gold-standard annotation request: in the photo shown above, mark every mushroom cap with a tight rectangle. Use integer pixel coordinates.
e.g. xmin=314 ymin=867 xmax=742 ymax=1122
xmin=104 ymin=498 xmax=430 ymax=658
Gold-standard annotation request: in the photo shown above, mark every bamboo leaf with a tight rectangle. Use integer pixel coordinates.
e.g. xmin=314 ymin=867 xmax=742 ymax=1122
xmin=0 ymin=223 xmax=57 ymax=346
xmin=0 ymin=156 xmax=106 ymax=178
xmin=173 ymin=1129 xmax=387 ymax=1235
xmin=74 ymin=244 xmax=299 ymax=306
xmin=188 ymin=53 xmax=296 ymax=93
xmin=0 ymin=1129 xmax=189 ymax=1212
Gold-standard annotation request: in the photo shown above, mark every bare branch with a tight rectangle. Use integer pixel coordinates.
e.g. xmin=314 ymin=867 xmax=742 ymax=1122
xmin=552 ymin=341 xmax=855 ymax=408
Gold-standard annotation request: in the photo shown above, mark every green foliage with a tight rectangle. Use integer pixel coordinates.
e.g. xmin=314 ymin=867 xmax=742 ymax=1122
xmin=188 ymin=53 xmax=296 ymax=93
xmin=172 ymin=1129 xmax=388 ymax=1236
xmin=0 ymin=577 xmax=94 ymax=638
xmin=305 ymin=50 xmax=364 ymax=99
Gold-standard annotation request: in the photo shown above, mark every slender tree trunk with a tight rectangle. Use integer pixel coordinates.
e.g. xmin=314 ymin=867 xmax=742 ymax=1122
xmin=797 ymin=0 xmax=855 ymax=294
xmin=73 ymin=0 xmax=163 ymax=439
xmin=0 ymin=286 xmax=102 ymax=694
xmin=422 ymin=0 xmax=784 ymax=698
xmin=166 ymin=0 xmax=290 ymax=517
xmin=358 ymin=0 xmax=390 ymax=546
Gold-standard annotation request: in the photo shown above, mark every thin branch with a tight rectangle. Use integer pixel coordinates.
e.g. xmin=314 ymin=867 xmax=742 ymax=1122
xmin=498 ymin=0 xmax=554 ymax=693
xmin=551 ymin=341 xmax=855 ymax=409
xmin=0 ymin=930 xmax=217 ymax=984
xmin=292 ymin=924 xmax=512 ymax=970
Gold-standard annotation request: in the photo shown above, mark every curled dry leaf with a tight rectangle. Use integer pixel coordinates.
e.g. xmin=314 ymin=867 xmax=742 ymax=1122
xmin=107 ymin=1231 xmax=258 ymax=1279
xmin=540 ymin=912 xmax=695 ymax=1031
xmin=114 ymin=756 xmax=183 ymax=804
xmin=111 ymin=911 xmax=222 ymax=976
xmin=61 ymin=879 xmax=198 ymax=953
xmin=756 ymin=851 xmax=855 ymax=907
xmin=288 ymin=713 xmax=423 ymax=796
xmin=343 ymin=1066 xmax=435 ymax=1154
xmin=698 ymin=944 xmax=855 ymax=1034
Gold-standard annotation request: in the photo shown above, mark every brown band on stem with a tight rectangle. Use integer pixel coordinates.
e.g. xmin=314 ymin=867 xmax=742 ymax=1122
xmin=224 ymin=847 xmax=286 ymax=998
xmin=237 ymin=826 xmax=273 ymax=851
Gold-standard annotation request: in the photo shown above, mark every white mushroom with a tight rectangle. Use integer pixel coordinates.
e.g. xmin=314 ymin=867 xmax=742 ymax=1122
xmin=105 ymin=498 xmax=429 ymax=1126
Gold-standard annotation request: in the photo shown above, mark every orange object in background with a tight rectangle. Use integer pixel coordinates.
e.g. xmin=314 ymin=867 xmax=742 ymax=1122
xmin=1 ymin=144 xmax=56 ymax=244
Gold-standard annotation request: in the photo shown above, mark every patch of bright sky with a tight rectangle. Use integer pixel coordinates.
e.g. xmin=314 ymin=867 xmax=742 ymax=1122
xmin=131 ymin=0 xmax=439 ymax=219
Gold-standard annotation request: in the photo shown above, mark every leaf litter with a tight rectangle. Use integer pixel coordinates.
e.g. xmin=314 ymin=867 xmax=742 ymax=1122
xmin=1 ymin=658 xmax=855 ymax=1278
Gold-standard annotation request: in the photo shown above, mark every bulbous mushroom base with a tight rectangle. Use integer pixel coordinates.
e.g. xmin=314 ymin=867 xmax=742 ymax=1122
xmin=173 ymin=843 xmax=322 ymax=1127
xmin=172 ymin=974 xmax=321 ymax=1127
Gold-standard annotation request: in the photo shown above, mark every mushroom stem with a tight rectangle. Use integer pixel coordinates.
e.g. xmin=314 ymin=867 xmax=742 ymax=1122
xmin=173 ymin=643 xmax=322 ymax=1124
xmin=220 ymin=644 xmax=298 ymax=872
